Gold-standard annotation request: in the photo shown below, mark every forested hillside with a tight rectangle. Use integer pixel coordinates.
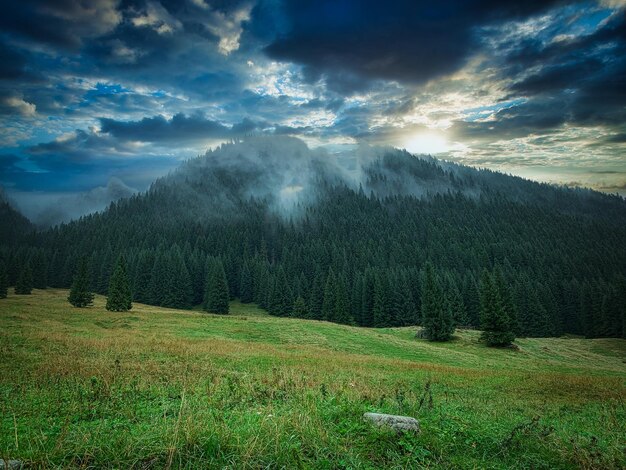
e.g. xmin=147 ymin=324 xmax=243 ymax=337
xmin=2 ymin=137 xmax=625 ymax=338
xmin=0 ymin=191 xmax=34 ymax=246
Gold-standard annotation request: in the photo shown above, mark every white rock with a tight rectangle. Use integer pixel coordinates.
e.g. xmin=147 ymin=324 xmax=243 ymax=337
xmin=0 ymin=460 xmax=22 ymax=470
xmin=364 ymin=412 xmax=420 ymax=433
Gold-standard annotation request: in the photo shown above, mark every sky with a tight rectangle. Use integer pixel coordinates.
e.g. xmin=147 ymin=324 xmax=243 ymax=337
xmin=1 ymin=0 xmax=625 ymax=222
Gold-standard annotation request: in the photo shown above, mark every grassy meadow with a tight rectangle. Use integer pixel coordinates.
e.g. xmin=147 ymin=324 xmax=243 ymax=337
xmin=0 ymin=289 xmax=625 ymax=469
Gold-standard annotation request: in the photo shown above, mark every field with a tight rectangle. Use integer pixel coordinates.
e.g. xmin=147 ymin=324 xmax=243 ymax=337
xmin=0 ymin=289 xmax=625 ymax=469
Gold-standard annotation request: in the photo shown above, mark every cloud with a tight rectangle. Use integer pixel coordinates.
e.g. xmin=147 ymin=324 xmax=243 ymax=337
xmin=0 ymin=41 xmax=31 ymax=80
xmin=99 ymin=113 xmax=264 ymax=142
xmin=0 ymin=93 xmax=37 ymax=117
xmin=8 ymin=177 xmax=138 ymax=227
xmin=265 ymin=0 xmax=569 ymax=89
xmin=0 ymin=0 xmax=121 ymax=49
xmin=26 ymin=129 xmax=141 ymax=171
xmin=202 ymin=3 xmax=253 ymax=55
xmin=131 ymin=1 xmax=182 ymax=35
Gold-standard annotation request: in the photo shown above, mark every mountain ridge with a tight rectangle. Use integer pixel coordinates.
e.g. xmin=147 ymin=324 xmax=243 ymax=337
xmin=2 ymin=137 xmax=625 ymax=338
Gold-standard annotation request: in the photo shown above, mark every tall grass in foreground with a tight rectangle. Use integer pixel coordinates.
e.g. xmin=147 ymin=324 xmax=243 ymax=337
xmin=1 ymin=289 xmax=624 ymax=468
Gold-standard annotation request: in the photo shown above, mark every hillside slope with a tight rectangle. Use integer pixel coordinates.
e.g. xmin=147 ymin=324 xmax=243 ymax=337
xmin=4 ymin=137 xmax=625 ymax=339
xmin=0 ymin=289 xmax=624 ymax=468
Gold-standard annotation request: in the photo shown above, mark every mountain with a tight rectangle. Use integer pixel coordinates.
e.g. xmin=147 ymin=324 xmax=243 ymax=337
xmin=2 ymin=136 xmax=625 ymax=337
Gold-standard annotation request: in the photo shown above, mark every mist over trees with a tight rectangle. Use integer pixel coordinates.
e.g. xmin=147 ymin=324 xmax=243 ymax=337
xmin=1 ymin=137 xmax=625 ymax=338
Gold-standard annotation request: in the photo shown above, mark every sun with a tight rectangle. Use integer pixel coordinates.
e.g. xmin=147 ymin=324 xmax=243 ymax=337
xmin=403 ymin=132 xmax=449 ymax=155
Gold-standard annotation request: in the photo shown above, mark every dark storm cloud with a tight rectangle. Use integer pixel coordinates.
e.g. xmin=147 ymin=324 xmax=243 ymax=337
xmin=0 ymin=0 xmax=121 ymax=49
xmin=504 ymin=10 xmax=626 ymax=123
xmin=454 ymin=8 xmax=626 ymax=142
xmin=265 ymin=0 xmax=569 ymax=89
xmin=99 ymin=113 xmax=266 ymax=142
xmin=0 ymin=41 xmax=36 ymax=81
xmin=452 ymin=98 xmax=568 ymax=141
xmin=503 ymin=7 xmax=626 ymax=72
xmin=602 ymin=133 xmax=626 ymax=144
xmin=26 ymin=129 xmax=139 ymax=171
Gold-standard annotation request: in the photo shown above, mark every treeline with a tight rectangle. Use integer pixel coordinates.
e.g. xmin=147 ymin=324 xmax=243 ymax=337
xmin=2 ymin=196 xmax=624 ymax=339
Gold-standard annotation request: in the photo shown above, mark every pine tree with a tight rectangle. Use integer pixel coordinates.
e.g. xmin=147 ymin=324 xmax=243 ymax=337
xmin=268 ymin=267 xmax=292 ymax=316
xmin=30 ymin=250 xmax=48 ymax=289
xmin=308 ymin=269 xmax=324 ymax=320
xmin=361 ymin=269 xmax=375 ymax=327
xmin=239 ymin=261 xmax=254 ymax=303
xmin=161 ymin=248 xmax=192 ymax=309
xmin=493 ymin=267 xmax=517 ymax=333
xmin=421 ymin=262 xmax=454 ymax=341
xmin=292 ymin=296 xmax=308 ymax=318
xmin=397 ymin=274 xmax=418 ymax=326
xmin=463 ymin=275 xmax=481 ymax=327
xmin=148 ymin=251 xmax=169 ymax=306
xmin=256 ymin=266 xmax=270 ymax=309
xmin=449 ymin=286 xmax=469 ymax=327
xmin=106 ymin=256 xmax=132 ymax=312
xmin=0 ymin=262 xmax=8 ymax=299
xmin=321 ymin=268 xmax=336 ymax=321
xmin=15 ymin=263 xmax=33 ymax=295
xmin=333 ymin=273 xmax=351 ymax=324
xmin=68 ymin=257 xmax=94 ymax=307
xmin=132 ymin=251 xmax=153 ymax=304
xmin=48 ymin=250 xmax=62 ymax=288
xmin=204 ymin=261 xmax=229 ymax=314
xmin=479 ymin=269 xmax=515 ymax=346
xmin=372 ymin=273 xmax=390 ymax=327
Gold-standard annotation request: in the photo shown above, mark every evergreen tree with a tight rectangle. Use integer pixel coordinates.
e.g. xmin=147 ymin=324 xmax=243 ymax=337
xmin=96 ymin=248 xmax=113 ymax=294
xmin=68 ymin=257 xmax=94 ymax=307
xmin=463 ymin=275 xmax=480 ymax=327
xmin=161 ymin=248 xmax=192 ymax=309
xmin=397 ymin=274 xmax=418 ymax=326
xmin=421 ymin=262 xmax=454 ymax=341
xmin=372 ymin=273 xmax=390 ymax=327
xmin=361 ymin=269 xmax=376 ymax=327
xmin=15 ymin=262 xmax=33 ymax=295
xmin=333 ymin=273 xmax=351 ymax=324
xmin=449 ymin=286 xmax=469 ymax=327
xmin=321 ymin=268 xmax=336 ymax=321
xmin=204 ymin=261 xmax=229 ymax=314
xmin=239 ymin=261 xmax=254 ymax=303
xmin=48 ymin=250 xmax=63 ymax=288
xmin=308 ymin=269 xmax=324 ymax=320
xmin=269 ymin=267 xmax=292 ymax=316
xmin=148 ymin=251 xmax=169 ymax=306
xmin=0 ymin=262 xmax=7 ymax=299
xmin=132 ymin=251 xmax=154 ymax=304
xmin=479 ymin=270 xmax=515 ymax=346
xmin=106 ymin=256 xmax=132 ymax=312
xmin=292 ymin=296 xmax=308 ymax=318
xmin=30 ymin=250 xmax=48 ymax=289
xmin=493 ymin=266 xmax=517 ymax=333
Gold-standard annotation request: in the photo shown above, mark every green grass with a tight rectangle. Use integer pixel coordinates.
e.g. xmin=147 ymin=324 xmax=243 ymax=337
xmin=1 ymin=289 xmax=625 ymax=469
